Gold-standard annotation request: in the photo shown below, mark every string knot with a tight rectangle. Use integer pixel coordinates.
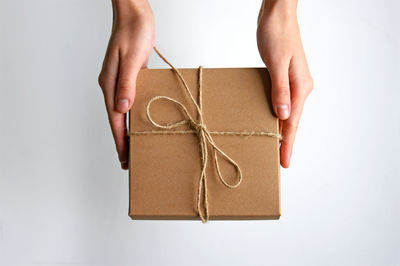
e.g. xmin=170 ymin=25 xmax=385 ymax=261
xmin=191 ymin=121 xmax=207 ymax=134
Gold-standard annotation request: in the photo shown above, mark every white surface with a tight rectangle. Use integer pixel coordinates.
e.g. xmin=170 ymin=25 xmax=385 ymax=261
xmin=1 ymin=0 xmax=399 ymax=265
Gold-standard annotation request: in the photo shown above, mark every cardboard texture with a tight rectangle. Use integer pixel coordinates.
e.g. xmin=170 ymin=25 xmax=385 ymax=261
xmin=129 ymin=67 xmax=281 ymax=220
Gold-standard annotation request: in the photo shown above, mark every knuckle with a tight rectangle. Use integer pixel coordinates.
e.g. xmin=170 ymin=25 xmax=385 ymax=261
xmin=286 ymin=119 xmax=297 ymax=130
xmin=305 ymin=76 xmax=314 ymax=92
xmin=118 ymin=79 xmax=133 ymax=93
xmin=274 ymin=87 xmax=291 ymax=97
xmin=284 ymin=121 xmax=299 ymax=139
xmin=308 ymin=77 xmax=314 ymax=90
xmin=298 ymin=76 xmax=314 ymax=97
xmin=108 ymin=114 xmax=122 ymax=126
xmin=98 ymin=73 xmax=105 ymax=88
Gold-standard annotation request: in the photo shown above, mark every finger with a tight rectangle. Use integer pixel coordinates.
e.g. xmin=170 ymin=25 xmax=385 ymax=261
xmin=115 ymin=54 xmax=142 ymax=113
xmin=109 ymin=112 xmax=129 ymax=170
xmin=269 ymin=63 xmax=291 ymax=120
xmin=279 ymin=96 xmax=305 ymax=168
xmin=99 ymin=49 xmax=129 ymax=169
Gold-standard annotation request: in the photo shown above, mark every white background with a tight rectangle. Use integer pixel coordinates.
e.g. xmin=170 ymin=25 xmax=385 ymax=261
xmin=1 ymin=0 xmax=399 ymax=265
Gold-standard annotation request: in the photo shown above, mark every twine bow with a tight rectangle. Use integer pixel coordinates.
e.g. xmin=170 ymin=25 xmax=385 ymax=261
xmin=129 ymin=47 xmax=282 ymax=223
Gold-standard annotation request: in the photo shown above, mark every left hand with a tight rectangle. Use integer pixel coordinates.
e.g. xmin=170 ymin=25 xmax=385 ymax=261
xmin=257 ymin=0 xmax=313 ymax=168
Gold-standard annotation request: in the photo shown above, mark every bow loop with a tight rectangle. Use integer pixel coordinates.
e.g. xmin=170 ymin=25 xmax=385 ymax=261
xmin=146 ymin=95 xmax=196 ymax=130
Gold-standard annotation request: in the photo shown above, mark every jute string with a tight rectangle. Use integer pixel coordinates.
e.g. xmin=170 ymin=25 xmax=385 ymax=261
xmin=129 ymin=47 xmax=282 ymax=223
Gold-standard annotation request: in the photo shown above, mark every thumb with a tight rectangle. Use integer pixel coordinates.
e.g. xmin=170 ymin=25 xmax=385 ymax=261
xmin=115 ymin=55 xmax=142 ymax=113
xmin=269 ymin=65 xmax=291 ymax=120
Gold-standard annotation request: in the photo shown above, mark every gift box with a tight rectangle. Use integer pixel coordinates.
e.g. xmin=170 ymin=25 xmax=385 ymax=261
xmin=128 ymin=51 xmax=281 ymax=222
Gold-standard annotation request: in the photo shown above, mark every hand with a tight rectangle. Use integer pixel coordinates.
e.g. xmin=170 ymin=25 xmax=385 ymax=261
xmin=257 ymin=0 xmax=313 ymax=168
xmin=98 ymin=0 xmax=155 ymax=170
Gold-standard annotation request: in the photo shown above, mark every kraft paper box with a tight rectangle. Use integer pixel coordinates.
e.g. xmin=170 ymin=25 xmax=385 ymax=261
xmin=128 ymin=67 xmax=281 ymax=221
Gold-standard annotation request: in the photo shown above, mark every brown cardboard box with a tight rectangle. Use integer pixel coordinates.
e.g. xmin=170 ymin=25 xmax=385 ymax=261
xmin=128 ymin=67 xmax=281 ymax=221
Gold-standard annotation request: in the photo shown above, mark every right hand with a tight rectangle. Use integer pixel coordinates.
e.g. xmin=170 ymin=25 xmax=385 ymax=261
xmin=257 ymin=0 xmax=313 ymax=168
xmin=98 ymin=0 xmax=155 ymax=170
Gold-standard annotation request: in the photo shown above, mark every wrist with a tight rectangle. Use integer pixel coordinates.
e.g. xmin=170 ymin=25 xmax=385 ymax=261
xmin=112 ymin=0 xmax=153 ymax=24
xmin=259 ymin=0 xmax=298 ymax=23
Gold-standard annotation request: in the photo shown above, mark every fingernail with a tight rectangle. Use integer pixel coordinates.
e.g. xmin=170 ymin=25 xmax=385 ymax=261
xmin=121 ymin=161 xmax=129 ymax=170
xmin=117 ymin=99 xmax=129 ymax=113
xmin=276 ymin=104 xmax=289 ymax=119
